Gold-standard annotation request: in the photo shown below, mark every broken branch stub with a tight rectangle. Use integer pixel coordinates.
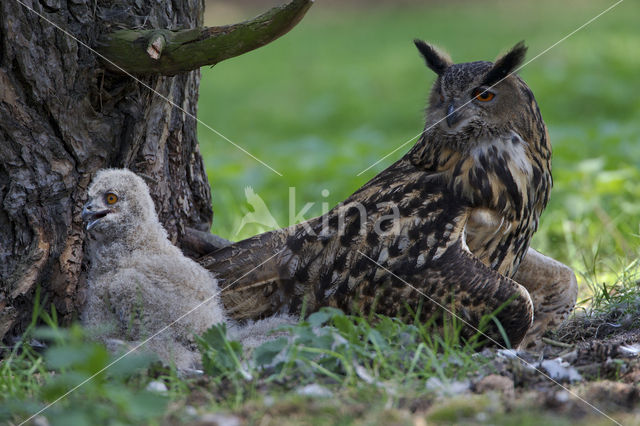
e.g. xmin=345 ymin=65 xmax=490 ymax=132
xmin=146 ymin=32 xmax=166 ymax=60
xmin=96 ymin=0 xmax=314 ymax=75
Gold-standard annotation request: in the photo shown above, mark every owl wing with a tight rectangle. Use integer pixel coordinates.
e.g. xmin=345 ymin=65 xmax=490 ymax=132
xmin=393 ymin=240 xmax=533 ymax=348
xmin=200 ymin=226 xmax=533 ymax=348
xmin=199 ymin=228 xmax=295 ymax=319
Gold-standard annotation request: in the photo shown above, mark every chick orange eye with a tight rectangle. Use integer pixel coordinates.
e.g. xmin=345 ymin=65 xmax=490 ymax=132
xmin=473 ymin=88 xmax=495 ymax=102
xmin=105 ymin=193 xmax=118 ymax=205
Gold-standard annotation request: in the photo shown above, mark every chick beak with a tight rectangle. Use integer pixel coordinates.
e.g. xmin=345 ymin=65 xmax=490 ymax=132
xmin=82 ymin=202 xmax=111 ymax=230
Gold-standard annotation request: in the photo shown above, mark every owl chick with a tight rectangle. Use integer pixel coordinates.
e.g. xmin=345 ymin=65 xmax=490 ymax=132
xmin=81 ymin=168 xmax=225 ymax=368
xmin=202 ymin=41 xmax=577 ymax=349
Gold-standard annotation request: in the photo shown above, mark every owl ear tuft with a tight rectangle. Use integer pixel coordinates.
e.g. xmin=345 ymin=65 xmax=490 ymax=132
xmin=483 ymin=41 xmax=527 ymax=86
xmin=414 ymin=39 xmax=453 ymax=76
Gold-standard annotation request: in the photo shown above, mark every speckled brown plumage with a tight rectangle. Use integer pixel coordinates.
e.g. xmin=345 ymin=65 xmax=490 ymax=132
xmin=200 ymin=41 xmax=577 ymax=349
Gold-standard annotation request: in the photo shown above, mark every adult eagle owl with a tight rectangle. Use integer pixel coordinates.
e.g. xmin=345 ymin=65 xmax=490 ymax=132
xmin=201 ymin=41 xmax=577 ymax=349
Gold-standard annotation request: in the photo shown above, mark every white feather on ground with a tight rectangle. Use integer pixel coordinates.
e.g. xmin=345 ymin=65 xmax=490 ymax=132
xmin=228 ymin=314 xmax=298 ymax=349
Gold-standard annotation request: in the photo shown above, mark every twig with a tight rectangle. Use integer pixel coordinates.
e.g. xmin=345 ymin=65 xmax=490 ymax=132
xmin=542 ymin=337 xmax=574 ymax=348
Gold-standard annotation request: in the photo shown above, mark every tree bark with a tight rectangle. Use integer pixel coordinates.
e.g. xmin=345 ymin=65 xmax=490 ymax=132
xmin=0 ymin=0 xmax=310 ymax=341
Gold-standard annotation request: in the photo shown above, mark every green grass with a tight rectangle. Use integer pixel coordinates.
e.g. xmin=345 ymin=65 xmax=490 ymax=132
xmin=197 ymin=0 xmax=640 ymax=305
xmin=0 ymin=290 xmax=168 ymax=425
xmin=1 ymin=306 xmax=492 ymax=425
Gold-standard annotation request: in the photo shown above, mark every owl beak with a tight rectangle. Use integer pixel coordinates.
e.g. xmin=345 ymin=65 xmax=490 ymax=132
xmin=82 ymin=202 xmax=111 ymax=231
xmin=445 ymin=103 xmax=460 ymax=128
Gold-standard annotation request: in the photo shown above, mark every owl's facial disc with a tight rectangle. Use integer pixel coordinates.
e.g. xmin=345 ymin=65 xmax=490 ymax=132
xmin=444 ymin=87 xmax=496 ymax=130
xmin=82 ymin=192 xmax=120 ymax=231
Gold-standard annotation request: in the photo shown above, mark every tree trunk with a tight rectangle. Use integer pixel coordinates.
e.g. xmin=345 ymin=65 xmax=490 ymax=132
xmin=0 ymin=0 xmax=311 ymax=341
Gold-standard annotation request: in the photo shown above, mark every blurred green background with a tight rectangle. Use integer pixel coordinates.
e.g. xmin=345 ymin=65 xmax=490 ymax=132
xmin=198 ymin=0 xmax=640 ymax=300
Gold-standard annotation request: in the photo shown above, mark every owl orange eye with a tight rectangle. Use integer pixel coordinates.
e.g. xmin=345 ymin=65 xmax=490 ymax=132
xmin=105 ymin=193 xmax=118 ymax=205
xmin=472 ymin=88 xmax=495 ymax=102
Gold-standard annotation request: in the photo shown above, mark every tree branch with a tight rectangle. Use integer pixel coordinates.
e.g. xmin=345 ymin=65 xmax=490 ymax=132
xmin=96 ymin=0 xmax=314 ymax=76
